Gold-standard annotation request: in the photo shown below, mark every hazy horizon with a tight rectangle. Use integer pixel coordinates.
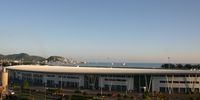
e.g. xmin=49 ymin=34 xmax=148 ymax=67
xmin=0 ymin=0 xmax=200 ymax=63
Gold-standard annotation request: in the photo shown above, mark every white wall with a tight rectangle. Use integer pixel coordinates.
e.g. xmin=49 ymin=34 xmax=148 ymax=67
xmin=152 ymin=76 xmax=200 ymax=93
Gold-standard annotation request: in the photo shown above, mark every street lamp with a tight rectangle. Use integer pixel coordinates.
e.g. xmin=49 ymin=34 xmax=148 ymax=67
xmin=100 ymin=77 xmax=103 ymax=95
xmin=126 ymin=81 xmax=128 ymax=95
xmin=44 ymin=81 xmax=47 ymax=100
xmin=168 ymin=57 xmax=170 ymax=69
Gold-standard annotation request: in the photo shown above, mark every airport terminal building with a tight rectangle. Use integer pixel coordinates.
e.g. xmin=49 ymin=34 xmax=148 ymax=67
xmin=6 ymin=65 xmax=200 ymax=94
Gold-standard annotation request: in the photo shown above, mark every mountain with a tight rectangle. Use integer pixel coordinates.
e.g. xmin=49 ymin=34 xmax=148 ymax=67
xmin=47 ymin=56 xmax=65 ymax=62
xmin=0 ymin=53 xmax=80 ymax=65
xmin=0 ymin=54 xmax=4 ymax=59
xmin=47 ymin=56 xmax=79 ymax=64
xmin=1 ymin=53 xmax=45 ymax=62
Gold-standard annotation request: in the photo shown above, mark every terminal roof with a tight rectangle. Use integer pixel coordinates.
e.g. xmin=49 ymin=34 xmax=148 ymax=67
xmin=6 ymin=65 xmax=200 ymax=74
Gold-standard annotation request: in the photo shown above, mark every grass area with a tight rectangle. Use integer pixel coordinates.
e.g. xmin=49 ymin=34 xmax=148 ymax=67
xmin=6 ymin=88 xmax=102 ymax=100
xmin=15 ymin=92 xmax=45 ymax=100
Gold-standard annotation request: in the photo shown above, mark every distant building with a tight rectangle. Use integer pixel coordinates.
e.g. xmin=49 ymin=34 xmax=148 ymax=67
xmin=6 ymin=65 xmax=200 ymax=94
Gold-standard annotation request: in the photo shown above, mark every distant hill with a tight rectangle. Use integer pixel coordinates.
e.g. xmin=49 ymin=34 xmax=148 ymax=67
xmin=47 ymin=56 xmax=65 ymax=62
xmin=0 ymin=53 xmax=80 ymax=64
xmin=0 ymin=53 xmax=45 ymax=62
xmin=0 ymin=54 xmax=4 ymax=59
xmin=47 ymin=56 xmax=79 ymax=64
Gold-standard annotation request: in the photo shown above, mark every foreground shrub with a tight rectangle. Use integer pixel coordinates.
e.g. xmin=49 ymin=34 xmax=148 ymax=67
xmin=74 ymin=90 xmax=82 ymax=93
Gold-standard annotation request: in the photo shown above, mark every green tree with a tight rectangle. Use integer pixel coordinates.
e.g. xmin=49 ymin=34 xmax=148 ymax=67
xmin=156 ymin=92 xmax=166 ymax=100
xmin=10 ymin=82 xmax=15 ymax=90
xmin=176 ymin=64 xmax=184 ymax=69
xmin=143 ymin=91 xmax=151 ymax=100
xmin=21 ymin=80 xmax=29 ymax=90
xmin=184 ymin=64 xmax=193 ymax=69
xmin=195 ymin=94 xmax=200 ymax=100
xmin=161 ymin=64 xmax=175 ymax=69
xmin=161 ymin=64 xmax=168 ymax=69
xmin=197 ymin=64 xmax=200 ymax=69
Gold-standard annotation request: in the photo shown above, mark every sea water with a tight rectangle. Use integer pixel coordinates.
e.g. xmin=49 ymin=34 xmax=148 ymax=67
xmin=66 ymin=62 xmax=162 ymax=68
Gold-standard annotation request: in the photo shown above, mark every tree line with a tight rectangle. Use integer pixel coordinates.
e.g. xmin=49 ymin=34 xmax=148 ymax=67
xmin=161 ymin=64 xmax=200 ymax=69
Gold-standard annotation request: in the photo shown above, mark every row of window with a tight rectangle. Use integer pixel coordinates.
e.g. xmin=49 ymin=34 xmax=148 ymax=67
xmin=46 ymin=75 xmax=79 ymax=79
xmin=105 ymin=78 xmax=126 ymax=82
xmin=33 ymin=74 xmax=43 ymax=78
xmin=15 ymin=71 xmax=200 ymax=79
xmin=47 ymin=75 xmax=55 ymax=77
xmin=104 ymin=85 xmax=127 ymax=91
xmin=160 ymin=81 xmax=199 ymax=84
xmin=14 ymin=71 xmax=200 ymax=77
xmin=163 ymin=75 xmax=199 ymax=77
xmin=160 ymin=87 xmax=199 ymax=93
xmin=59 ymin=76 xmax=79 ymax=79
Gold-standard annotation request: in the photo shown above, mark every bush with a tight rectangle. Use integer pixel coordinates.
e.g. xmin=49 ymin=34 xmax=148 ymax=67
xmin=21 ymin=80 xmax=29 ymax=90
xmin=96 ymin=93 xmax=101 ymax=96
xmin=143 ymin=91 xmax=152 ymax=100
xmin=82 ymin=91 xmax=88 ymax=95
xmin=64 ymin=95 xmax=71 ymax=100
xmin=71 ymin=95 xmax=92 ymax=100
xmin=74 ymin=90 xmax=82 ymax=93
xmin=107 ymin=93 xmax=112 ymax=96
xmin=196 ymin=94 xmax=200 ymax=100
xmin=130 ymin=96 xmax=135 ymax=100
xmin=123 ymin=94 xmax=128 ymax=98
xmin=156 ymin=92 xmax=166 ymax=100
xmin=117 ymin=93 xmax=121 ymax=97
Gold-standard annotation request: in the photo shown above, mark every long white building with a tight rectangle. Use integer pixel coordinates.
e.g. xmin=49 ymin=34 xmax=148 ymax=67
xmin=5 ymin=65 xmax=200 ymax=94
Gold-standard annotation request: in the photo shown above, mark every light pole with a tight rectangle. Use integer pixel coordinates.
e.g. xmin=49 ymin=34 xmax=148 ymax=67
xmin=30 ymin=73 xmax=33 ymax=98
xmin=126 ymin=81 xmax=128 ymax=95
xmin=79 ymin=76 xmax=81 ymax=90
xmin=100 ymin=77 xmax=102 ymax=95
xmin=45 ymin=82 xmax=46 ymax=100
xmin=168 ymin=57 xmax=170 ymax=69
xmin=60 ymin=75 xmax=63 ymax=91
xmin=60 ymin=74 xmax=64 ymax=97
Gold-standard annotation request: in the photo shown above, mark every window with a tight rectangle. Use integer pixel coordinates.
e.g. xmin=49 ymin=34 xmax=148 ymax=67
xmin=66 ymin=76 xmax=79 ymax=79
xmin=47 ymin=75 xmax=55 ymax=77
xmin=160 ymin=81 xmax=165 ymax=83
xmin=180 ymin=81 xmax=185 ymax=84
xmin=173 ymin=88 xmax=179 ymax=93
xmin=160 ymin=87 xmax=166 ymax=92
xmin=173 ymin=81 xmax=179 ymax=83
xmin=105 ymin=78 xmax=126 ymax=82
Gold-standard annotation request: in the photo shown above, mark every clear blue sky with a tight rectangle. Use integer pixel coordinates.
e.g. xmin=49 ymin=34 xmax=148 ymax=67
xmin=0 ymin=0 xmax=200 ymax=63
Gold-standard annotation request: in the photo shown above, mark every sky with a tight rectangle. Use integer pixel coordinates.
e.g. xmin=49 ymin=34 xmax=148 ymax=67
xmin=0 ymin=0 xmax=200 ymax=63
